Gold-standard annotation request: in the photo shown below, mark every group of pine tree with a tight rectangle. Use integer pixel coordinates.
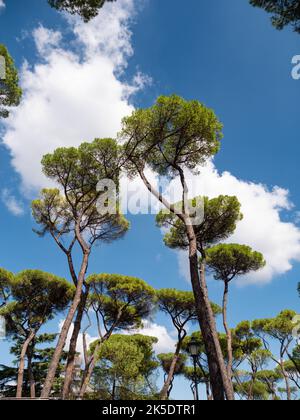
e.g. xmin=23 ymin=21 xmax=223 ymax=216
xmin=0 ymin=0 xmax=300 ymax=401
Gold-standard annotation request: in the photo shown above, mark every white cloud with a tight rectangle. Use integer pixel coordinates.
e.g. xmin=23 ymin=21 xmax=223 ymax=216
xmin=0 ymin=1 xmax=5 ymax=11
xmin=123 ymin=320 xmax=177 ymax=354
xmin=1 ymin=189 xmax=24 ymax=216
xmin=168 ymin=162 xmax=300 ymax=285
xmin=2 ymin=0 xmax=146 ymax=195
xmin=59 ymin=320 xmax=98 ymax=364
xmin=1 ymin=0 xmax=299 ymax=287
xmin=33 ymin=26 xmax=63 ymax=56
xmin=60 ymin=318 xmax=176 ymax=361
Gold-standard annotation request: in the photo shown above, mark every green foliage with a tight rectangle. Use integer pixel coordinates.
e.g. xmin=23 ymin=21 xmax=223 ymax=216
xmin=48 ymin=0 xmax=116 ymax=22
xmin=0 ymin=268 xmax=14 ymax=307
xmin=252 ymin=310 xmax=298 ymax=343
xmin=156 ymin=289 xmax=198 ymax=333
xmin=0 ymin=270 xmax=74 ymax=337
xmin=121 ymin=95 xmax=223 ymax=178
xmin=256 ymin=369 xmax=282 ymax=383
xmin=250 ymin=0 xmax=300 ymax=33
xmin=183 ymin=365 xmax=207 ymax=383
xmin=157 ymin=353 xmax=187 ymax=376
xmin=205 ymin=244 xmax=266 ymax=283
xmin=156 ymin=195 xmax=242 ymax=252
xmin=87 ymin=273 xmax=156 ymax=331
xmin=32 ymin=138 xmax=129 ymax=247
xmin=0 ymin=333 xmax=67 ymax=397
xmin=0 ymin=44 xmax=22 ymax=118
xmin=235 ymin=379 xmax=270 ymax=400
xmin=91 ymin=334 xmax=159 ymax=400
xmin=231 ymin=321 xmax=262 ymax=362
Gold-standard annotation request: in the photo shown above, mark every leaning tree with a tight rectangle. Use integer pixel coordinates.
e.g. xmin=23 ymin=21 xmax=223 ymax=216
xmin=157 ymin=194 xmax=243 ymax=398
xmin=32 ymin=138 xmax=129 ymax=398
xmin=0 ymin=269 xmax=73 ymax=398
xmin=0 ymin=268 xmax=13 ymax=308
xmin=0 ymin=44 xmax=22 ymax=119
xmin=121 ymin=95 xmax=237 ymax=400
xmin=252 ymin=310 xmax=299 ymax=400
xmin=78 ymin=273 xmax=156 ymax=398
xmin=157 ymin=288 xmax=221 ymax=400
xmin=205 ymin=244 xmax=265 ymax=380
xmin=158 ymin=353 xmax=187 ymax=399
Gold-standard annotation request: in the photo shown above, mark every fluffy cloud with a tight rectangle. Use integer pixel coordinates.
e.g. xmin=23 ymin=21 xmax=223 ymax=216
xmin=59 ymin=320 xmax=98 ymax=364
xmin=2 ymin=0 xmax=300 ymax=286
xmin=0 ymin=1 xmax=5 ymax=11
xmin=2 ymin=0 xmax=146 ymax=194
xmin=60 ymin=319 xmax=176 ymax=360
xmin=123 ymin=320 xmax=177 ymax=354
xmin=1 ymin=189 xmax=24 ymax=216
xmin=168 ymin=162 xmax=300 ymax=285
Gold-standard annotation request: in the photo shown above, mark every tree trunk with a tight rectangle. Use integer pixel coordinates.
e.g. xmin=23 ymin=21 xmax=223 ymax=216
xmin=112 ymin=378 xmax=116 ymax=401
xmin=188 ymin=236 xmax=234 ymax=400
xmin=41 ymin=251 xmax=90 ymax=399
xmin=27 ymin=343 xmax=36 ymax=399
xmin=159 ymin=343 xmax=181 ymax=400
xmin=78 ymin=348 xmax=97 ymax=398
xmin=138 ymin=169 xmax=234 ymax=400
xmin=280 ymin=360 xmax=291 ymax=400
xmin=16 ymin=331 xmax=36 ymax=398
xmin=222 ymin=281 xmax=233 ymax=381
xmin=62 ymin=291 xmax=89 ymax=400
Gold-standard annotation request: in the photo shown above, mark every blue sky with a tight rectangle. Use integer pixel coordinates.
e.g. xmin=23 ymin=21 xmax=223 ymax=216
xmin=0 ymin=0 xmax=300 ymax=399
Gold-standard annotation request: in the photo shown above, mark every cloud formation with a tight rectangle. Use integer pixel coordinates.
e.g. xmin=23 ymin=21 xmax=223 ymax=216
xmin=123 ymin=320 xmax=177 ymax=354
xmin=2 ymin=0 xmax=145 ymax=194
xmin=167 ymin=162 xmax=300 ymax=285
xmin=0 ymin=1 xmax=5 ymax=11
xmin=1 ymin=189 xmax=24 ymax=216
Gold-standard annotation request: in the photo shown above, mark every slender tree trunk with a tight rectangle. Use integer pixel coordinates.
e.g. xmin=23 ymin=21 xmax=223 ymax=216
xmin=190 ymin=246 xmax=234 ymax=400
xmin=222 ymin=281 xmax=233 ymax=381
xmin=205 ymin=380 xmax=213 ymax=400
xmin=41 ymin=251 xmax=90 ymax=399
xmin=27 ymin=344 xmax=36 ymax=399
xmin=62 ymin=291 xmax=89 ymax=400
xmin=159 ymin=343 xmax=181 ymax=400
xmin=248 ymin=378 xmax=254 ymax=401
xmin=280 ymin=360 xmax=291 ymax=400
xmin=79 ymin=347 xmax=98 ymax=398
xmin=112 ymin=378 xmax=116 ymax=401
xmin=16 ymin=331 xmax=36 ymax=398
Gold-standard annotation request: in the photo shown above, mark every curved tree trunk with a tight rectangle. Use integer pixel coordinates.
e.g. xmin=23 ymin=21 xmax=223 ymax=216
xmin=16 ymin=331 xmax=36 ymax=398
xmin=79 ymin=347 xmax=97 ymax=398
xmin=41 ymin=251 xmax=90 ymax=399
xmin=190 ymin=251 xmax=234 ymax=400
xmin=79 ymin=312 xmax=122 ymax=399
xmin=222 ymin=281 xmax=233 ymax=381
xmin=27 ymin=343 xmax=36 ymax=399
xmin=62 ymin=291 xmax=89 ymax=400
xmin=159 ymin=343 xmax=181 ymax=400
